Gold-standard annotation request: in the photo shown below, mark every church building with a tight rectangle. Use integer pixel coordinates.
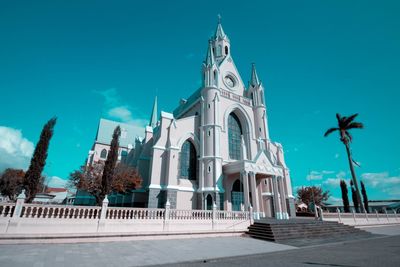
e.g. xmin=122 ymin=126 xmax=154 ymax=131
xmin=86 ymin=19 xmax=295 ymax=219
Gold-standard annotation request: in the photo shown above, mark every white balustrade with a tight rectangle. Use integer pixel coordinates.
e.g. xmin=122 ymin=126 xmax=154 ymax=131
xmin=0 ymin=203 xmax=15 ymax=218
xmin=220 ymin=89 xmax=252 ymax=107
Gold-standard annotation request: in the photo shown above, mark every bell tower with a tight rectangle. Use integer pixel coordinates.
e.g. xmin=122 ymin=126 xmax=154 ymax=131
xmin=212 ymin=15 xmax=230 ymax=65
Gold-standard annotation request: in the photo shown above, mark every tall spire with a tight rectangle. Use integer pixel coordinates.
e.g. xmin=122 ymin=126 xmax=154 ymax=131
xmin=250 ymin=63 xmax=260 ymax=87
xmin=214 ymin=14 xmax=227 ymax=40
xmin=205 ymin=39 xmax=215 ymax=66
xmin=149 ymin=95 xmax=158 ymax=128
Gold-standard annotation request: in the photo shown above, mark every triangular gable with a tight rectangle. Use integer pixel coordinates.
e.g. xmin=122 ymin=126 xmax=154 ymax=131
xmin=253 ymin=150 xmax=275 ymax=168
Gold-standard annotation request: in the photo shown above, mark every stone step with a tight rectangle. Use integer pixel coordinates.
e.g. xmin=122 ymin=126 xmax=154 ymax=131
xmin=246 ymin=220 xmax=373 ymax=242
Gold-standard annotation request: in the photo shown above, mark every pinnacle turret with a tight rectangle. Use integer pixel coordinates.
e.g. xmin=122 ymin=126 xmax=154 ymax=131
xmin=205 ymin=40 xmax=215 ymax=67
xmin=149 ymin=95 xmax=158 ymax=128
xmin=250 ymin=63 xmax=261 ymax=87
xmin=214 ymin=14 xmax=229 ymax=41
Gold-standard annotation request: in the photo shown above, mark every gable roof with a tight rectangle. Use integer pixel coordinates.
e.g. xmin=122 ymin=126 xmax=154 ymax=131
xmin=95 ymin=118 xmax=137 ymax=148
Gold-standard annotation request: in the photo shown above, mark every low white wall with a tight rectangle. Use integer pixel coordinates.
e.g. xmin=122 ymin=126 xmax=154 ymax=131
xmin=0 ymin=203 xmax=251 ymax=236
xmin=323 ymin=212 xmax=400 ymax=226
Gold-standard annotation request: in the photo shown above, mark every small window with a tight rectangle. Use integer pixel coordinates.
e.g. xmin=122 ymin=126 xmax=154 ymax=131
xmin=225 ymin=46 xmax=228 ymax=55
xmin=208 ymin=165 xmax=211 ymax=173
xmin=208 ymin=103 xmax=211 ymax=109
xmin=259 ymin=127 xmax=262 ymax=132
xmin=208 ymin=130 xmax=211 ymax=137
xmin=100 ymin=149 xmax=107 ymax=159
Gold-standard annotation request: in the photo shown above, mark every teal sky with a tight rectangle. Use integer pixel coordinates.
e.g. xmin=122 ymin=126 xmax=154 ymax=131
xmin=0 ymin=0 xmax=399 ymax=201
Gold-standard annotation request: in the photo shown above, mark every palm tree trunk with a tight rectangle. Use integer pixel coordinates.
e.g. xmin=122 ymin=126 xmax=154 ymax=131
xmin=345 ymin=143 xmax=365 ymax=213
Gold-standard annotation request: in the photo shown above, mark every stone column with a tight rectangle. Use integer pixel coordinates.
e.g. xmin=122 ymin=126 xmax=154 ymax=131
xmin=272 ymin=176 xmax=282 ymax=219
xmin=278 ymin=177 xmax=289 ymax=219
xmin=250 ymin=172 xmax=260 ymax=219
xmin=241 ymin=171 xmax=250 ymax=209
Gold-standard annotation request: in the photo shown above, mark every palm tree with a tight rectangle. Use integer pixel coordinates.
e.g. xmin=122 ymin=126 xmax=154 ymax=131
xmin=324 ymin=113 xmax=364 ymax=213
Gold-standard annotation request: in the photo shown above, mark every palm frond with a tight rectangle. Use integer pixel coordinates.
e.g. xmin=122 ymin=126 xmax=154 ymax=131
xmin=324 ymin=127 xmax=339 ymax=137
xmin=345 ymin=130 xmax=353 ymax=142
xmin=346 ymin=122 xmax=364 ymax=130
xmin=343 ymin=113 xmax=359 ymax=126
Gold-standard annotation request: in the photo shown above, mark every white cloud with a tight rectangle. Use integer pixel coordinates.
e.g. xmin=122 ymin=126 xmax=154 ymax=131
xmin=0 ymin=126 xmax=34 ymax=172
xmin=95 ymin=88 xmax=146 ymax=137
xmin=323 ymin=178 xmax=341 ymax=186
xmin=108 ymin=106 xmax=133 ymax=122
xmin=306 ymin=170 xmax=334 ymax=181
xmin=361 ymin=172 xmax=400 ymax=197
xmin=46 ymin=176 xmax=68 ymax=188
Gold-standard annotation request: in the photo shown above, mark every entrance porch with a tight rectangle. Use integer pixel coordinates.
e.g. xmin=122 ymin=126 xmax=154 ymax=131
xmin=222 ymin=159 xmax=291 ymax=220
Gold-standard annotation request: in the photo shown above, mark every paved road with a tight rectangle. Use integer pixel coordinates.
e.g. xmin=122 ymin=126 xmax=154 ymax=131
xmin=166 ymin=235 xmax=400 ymax=267
xmin=0 ymin=225 xmax=398 ymax=267
xmin=0 ymin=236 xmax=294 ymax=267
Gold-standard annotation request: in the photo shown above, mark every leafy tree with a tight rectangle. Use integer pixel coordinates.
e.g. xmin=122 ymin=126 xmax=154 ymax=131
xmin=324 ymin=113 xmax=364 ymax=212
xmin=296 ymin=186 xmax=330 ymax=210
xmin=361 ymin=181 xmax=369 ymax=213
xmin=0 ymin=169 xmax=25 ymax=201
xmin=24 ymin=117 xmax=57 ymax=203
xmin=340 ymin=180 xmax=350 ymax=213
xmin=350 ymin=180 xmax=359 ymax=213
xmin=69 ymin=162 xmax=142 ymax=205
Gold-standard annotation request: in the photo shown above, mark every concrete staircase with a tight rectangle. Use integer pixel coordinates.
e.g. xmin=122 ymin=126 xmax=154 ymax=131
xmin=247 ymin=218 xmax=375 ymax=244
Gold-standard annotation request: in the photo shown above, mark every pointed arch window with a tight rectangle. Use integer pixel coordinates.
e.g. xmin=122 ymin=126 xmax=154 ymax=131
xmin=100 ymin=149 xmax=107 ymax=159
xmin=225 ymin=46 xmax=229 ymax=55
xmin=180 ymin=140 xmax=197 ymax=180
xmin=228 ymin=113 xmax=242 ymax=160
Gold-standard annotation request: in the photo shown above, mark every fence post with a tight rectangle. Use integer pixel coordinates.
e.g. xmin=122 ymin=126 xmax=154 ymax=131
xmin=100 ymin=195 xmax=109 ymax=220
xmin=385 ymin=209 xmax=389 ymax=222
xmin=394 ymin=210 xmax=398 ymax=222
xmin=164 ymin=199 xmax=170 ymax=231
xmin=249 ymin=205 xmax=253 ymax=225
xmin=352 ymin=209 xmax=356 ymax=224
xmin=212 ymin=202 xmax=217 ymax=230
xmin=12 ymin=190 xmax=26 ymax=218
xmin=337 ymin=208 xmax=342 ymax=223
xmin=376 ymin=210 xmax=379 ymax=221
xmin=365 ymin=210 xmax=369 ymax=222
xmin=320 ymin=207 xmax=324 ymax=221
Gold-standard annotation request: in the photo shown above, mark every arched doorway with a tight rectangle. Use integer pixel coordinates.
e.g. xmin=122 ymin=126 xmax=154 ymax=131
xmin=231 ymin=179 xmax=244 ymax=211
xmin=206 ymin=194 xmax=213 ymax=210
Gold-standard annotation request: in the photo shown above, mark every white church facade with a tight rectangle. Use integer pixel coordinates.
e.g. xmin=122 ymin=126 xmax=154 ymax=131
xmin=87 ymin=20 xmax=295 ymax=219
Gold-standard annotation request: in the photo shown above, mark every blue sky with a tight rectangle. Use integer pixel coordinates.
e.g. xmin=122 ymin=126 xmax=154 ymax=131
xmin=0 ymin=0 xmax=399 ymax=201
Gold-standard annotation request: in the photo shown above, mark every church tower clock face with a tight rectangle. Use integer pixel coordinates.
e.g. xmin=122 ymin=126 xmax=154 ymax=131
xmin=223 ymin=73 xmax=237 ymax=90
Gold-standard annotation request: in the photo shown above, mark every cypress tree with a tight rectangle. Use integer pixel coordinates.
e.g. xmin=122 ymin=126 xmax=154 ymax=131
xmin=350 ymin=180 xmax=359 ymax=213
xmin=340 ymin=180 xmax=350 ymax=213
xmin=23 ymin=117 xmax=57 ymax=203
xmin=361 ymin=181 xmax=369 ymax=213
xmin=99 ymin=126 xmax=121 ymax=204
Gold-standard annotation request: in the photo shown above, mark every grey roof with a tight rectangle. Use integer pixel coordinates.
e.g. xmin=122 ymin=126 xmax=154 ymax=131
xmin=95 ymin=118 xmax=136 ymax=148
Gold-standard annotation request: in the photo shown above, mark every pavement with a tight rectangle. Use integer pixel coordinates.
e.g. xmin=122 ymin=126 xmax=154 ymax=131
xmin=0 ymin=225 xmax=398 ymax=267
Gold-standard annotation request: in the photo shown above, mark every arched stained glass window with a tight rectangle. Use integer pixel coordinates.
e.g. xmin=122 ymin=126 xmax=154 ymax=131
xmin=228 ymin=113 xmax=242 ymax=160
xmin=180 ymin=140 xmax=197 ymax=180
xmin=100 ymin=149 xmax=107 ymax=159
